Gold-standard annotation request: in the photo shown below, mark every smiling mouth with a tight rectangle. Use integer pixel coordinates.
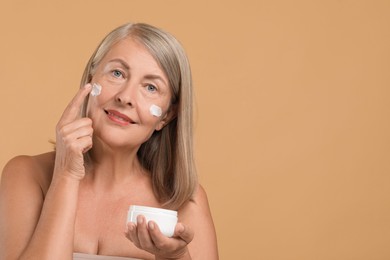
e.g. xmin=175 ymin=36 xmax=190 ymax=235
xmin=104 ymin=109 xmax=135 ymax=125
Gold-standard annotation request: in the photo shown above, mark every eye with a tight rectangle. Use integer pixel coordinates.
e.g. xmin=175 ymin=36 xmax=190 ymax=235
xmin=146 ymin=84 xmax=157 ymax=92
xmin=112 ymin=69 xmax=123 ymax=78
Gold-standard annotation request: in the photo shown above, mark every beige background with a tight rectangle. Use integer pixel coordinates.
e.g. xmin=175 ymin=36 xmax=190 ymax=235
xmin=1 ymin=0 xmax=389 ymax=259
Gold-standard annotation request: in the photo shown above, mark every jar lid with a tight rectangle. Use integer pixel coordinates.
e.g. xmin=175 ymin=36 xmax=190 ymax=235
xmin=129 ymin=205 xmax=178 ymax=217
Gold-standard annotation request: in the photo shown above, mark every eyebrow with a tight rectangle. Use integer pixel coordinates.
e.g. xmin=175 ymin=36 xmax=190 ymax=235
xmin=106 ymin=58 xmax=130 ymax=70
xmin=144 ymin=74 xmax=168 ymax=87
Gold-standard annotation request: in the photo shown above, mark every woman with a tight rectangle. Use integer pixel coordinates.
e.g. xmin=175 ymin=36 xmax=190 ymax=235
xmin=0 ymin=23 xmax=218 ymax=260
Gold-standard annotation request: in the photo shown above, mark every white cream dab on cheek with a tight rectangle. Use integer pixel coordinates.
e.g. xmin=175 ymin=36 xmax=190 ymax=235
xmin=149 ymin=104 xmax=162 ymax=117
xmin=91 ymin=83 xmax=102 ymax=96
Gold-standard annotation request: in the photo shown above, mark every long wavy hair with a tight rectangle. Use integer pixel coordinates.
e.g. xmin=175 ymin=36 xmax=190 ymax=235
xmin=80 ymin=23 xmax=197 ymax=209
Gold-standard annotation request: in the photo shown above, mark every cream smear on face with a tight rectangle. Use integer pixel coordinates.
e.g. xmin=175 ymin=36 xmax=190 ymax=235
xmin=91 ymin=83 xmax=102 ymax=96
xmin=149 ymin=104 xmax=162 ymax=117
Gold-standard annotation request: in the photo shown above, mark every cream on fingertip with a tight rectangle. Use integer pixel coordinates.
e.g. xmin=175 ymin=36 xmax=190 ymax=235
xmin=83 ymin=83 xmax=92 ymax=89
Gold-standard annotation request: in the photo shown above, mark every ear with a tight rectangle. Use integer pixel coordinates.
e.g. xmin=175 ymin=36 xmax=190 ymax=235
xmin=155 ymin=104 xmax=177 ymax=131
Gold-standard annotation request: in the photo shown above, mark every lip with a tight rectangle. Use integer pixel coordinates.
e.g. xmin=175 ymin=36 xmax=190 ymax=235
xmin=104 ymin=109 xmax=135 ymax=126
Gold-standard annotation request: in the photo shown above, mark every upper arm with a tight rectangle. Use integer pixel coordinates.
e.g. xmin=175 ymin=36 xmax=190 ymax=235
xmin=179 ymin=185 xmax=219 ymax=260
xmin=0 ymin=156 xmax=46 ymax=259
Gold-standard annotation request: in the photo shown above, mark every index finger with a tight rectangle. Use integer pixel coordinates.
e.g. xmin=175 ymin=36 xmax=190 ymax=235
xmin=59 ymin=84 xmax=92 ymax=125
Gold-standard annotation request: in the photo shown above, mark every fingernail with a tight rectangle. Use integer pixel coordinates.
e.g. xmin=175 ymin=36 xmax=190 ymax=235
xmin=84 ymin=83 xmax=92 ymax=89
xmin=149 ymin=221 xmax=155 ymax=230
xmin=137 ymin=215 xmax=144 ymax=224
xmin=128 ymin=223 xmax=134 ymax=232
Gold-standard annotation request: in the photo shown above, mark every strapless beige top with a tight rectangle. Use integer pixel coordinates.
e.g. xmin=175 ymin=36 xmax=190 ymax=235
xmin=73 ymin=252 xmax=141 ymax=260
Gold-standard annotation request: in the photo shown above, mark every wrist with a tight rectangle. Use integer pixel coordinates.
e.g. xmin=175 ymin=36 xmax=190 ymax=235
xmin=51 ymin=172 xmax=82 ymax=187
xmin=53 ymin=168 xmax=85 ymax=182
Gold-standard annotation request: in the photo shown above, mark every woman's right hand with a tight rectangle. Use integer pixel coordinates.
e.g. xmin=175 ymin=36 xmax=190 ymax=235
xmin=54 ymin=84 xmax=93 ymax=180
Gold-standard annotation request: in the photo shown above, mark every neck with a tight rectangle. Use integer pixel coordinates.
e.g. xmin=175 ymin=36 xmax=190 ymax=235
xmin=85 ymin=143 xmax=145 ymax=189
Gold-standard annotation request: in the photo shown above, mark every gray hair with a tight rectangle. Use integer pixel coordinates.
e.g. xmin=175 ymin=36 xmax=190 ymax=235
xmin=81 ymin=23 xmax=197 ymax=209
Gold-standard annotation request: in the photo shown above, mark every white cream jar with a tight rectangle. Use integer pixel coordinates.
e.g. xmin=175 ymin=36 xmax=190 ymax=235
xmin=127 ymin=205 xmax=178 ymax=237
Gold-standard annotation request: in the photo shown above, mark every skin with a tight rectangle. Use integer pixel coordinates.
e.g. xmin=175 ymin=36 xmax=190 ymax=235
xmin=0 ymin=38 xmax=218 ymax=260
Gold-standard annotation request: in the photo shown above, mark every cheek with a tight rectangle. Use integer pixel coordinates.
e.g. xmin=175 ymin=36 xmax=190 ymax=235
xmin=86 ymin=89 xmax=111 ymax=116
xmin=93 ymin=82 xmax=119 ymax=102
xmin=149 ymin=104 xmax=163 ymax=117
xmin=135 ymin=101 xmax=163 ymax=129
xmin=137 ymin=97 xmax=167 ymax=119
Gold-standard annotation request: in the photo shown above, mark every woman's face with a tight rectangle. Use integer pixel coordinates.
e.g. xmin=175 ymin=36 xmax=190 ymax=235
xmin=86 ymin=37 xmax=173 ymax=150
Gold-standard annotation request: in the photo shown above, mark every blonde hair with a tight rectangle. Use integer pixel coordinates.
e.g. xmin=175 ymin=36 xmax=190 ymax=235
xmin=81 ymin=23 xmax=197 ymax=209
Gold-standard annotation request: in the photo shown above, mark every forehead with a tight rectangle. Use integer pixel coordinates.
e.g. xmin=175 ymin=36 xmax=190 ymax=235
xmin=103 ymin=38 xmax=161 ymax=72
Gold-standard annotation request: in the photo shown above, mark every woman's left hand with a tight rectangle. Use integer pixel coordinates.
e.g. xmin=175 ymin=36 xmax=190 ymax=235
xmin=125 ymin=215 xmax=194 ymax=260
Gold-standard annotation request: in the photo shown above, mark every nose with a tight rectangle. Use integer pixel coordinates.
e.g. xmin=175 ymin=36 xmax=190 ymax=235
xmin=115 ymin=82 xmax=136 ymax=107
xmin=115 ymin=94 xmax=132 ymax=106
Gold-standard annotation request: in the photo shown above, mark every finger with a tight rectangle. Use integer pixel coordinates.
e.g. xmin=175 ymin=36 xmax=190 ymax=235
xmin=148 ymin=221 xmax=165 ymax=240
xmin=81 ymin=137 xmax=93 ymax=153
xmin=60 ymin=134 xmax=93 ymax=155
xmin=126 ymin=222 xmax=141 ymax=248
xmin=174 ymin=223 xmax=194 ymax=245
xmin=57 ymin=119 xmax=93 ymax=148
xmin=136 ymin=215 xmax=155 ymax=251
xmin=148 ymin=221 xmax=171 ymax=249
xmin=58 ymin=118 xmax=93 ymax=137
xmin=59 ymin=84 xmax=92 ymax=125
xmin=57 ymin=127 xmax=93 ymax=157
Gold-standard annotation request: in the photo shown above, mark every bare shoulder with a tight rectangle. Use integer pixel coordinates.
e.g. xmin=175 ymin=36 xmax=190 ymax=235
xmin=179 ymin=184 xmax=212 ymax=217
xmin=0 ymin=152 xmax=56 ymax=258
xmin=1 ymin=151 xmax=55 ymax=193
xmin=179 ymin=184 xmax=219 ymax=259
